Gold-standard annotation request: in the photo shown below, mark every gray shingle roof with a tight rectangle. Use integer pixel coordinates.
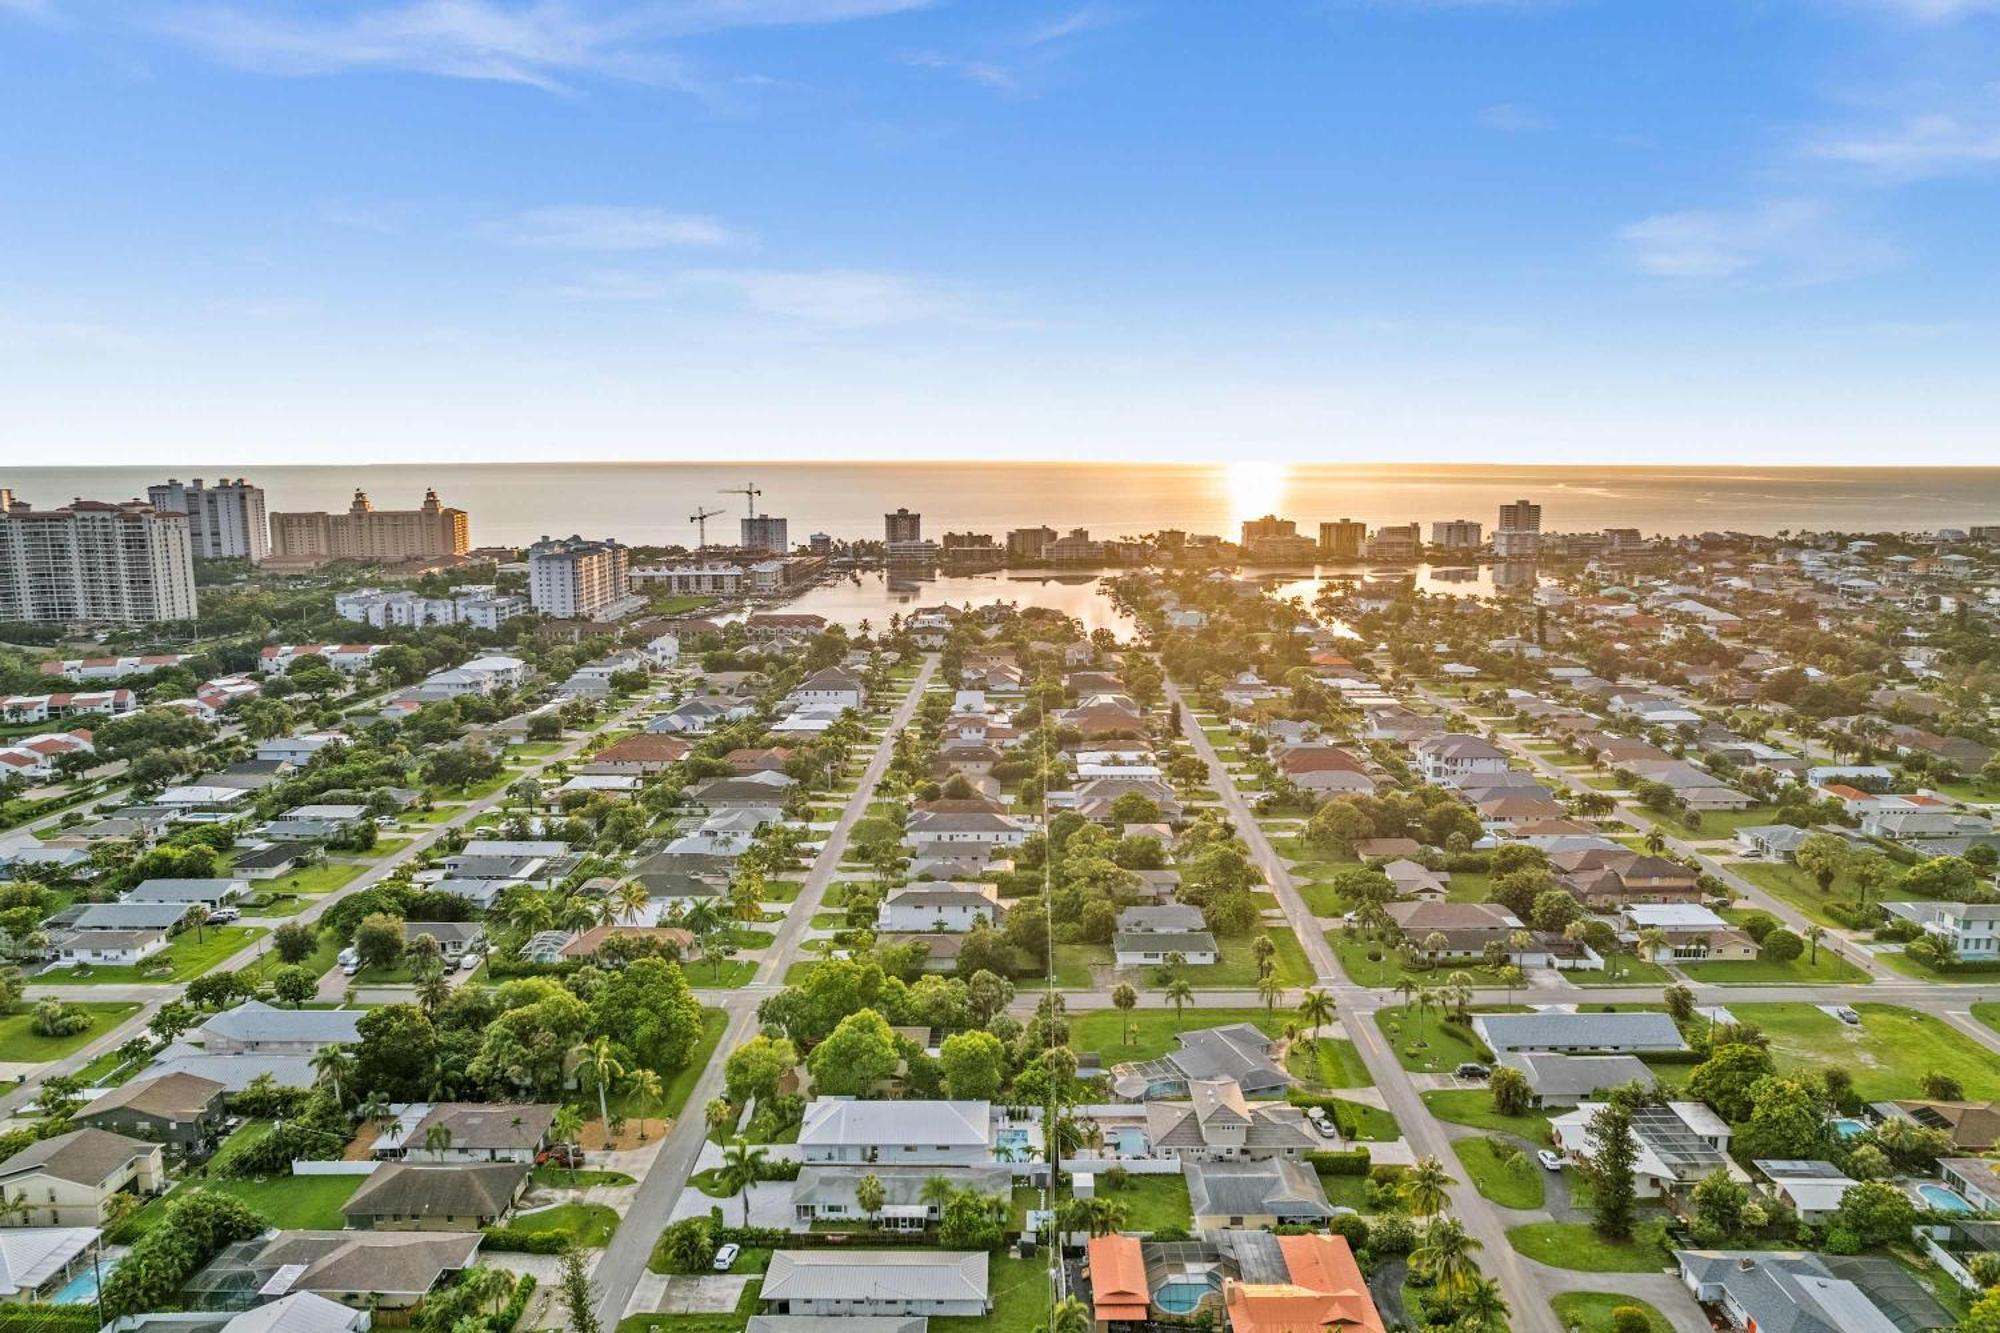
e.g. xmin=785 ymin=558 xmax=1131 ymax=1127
xmin=761 ymin=1251 xmax=988 ymax=1305
xmin=1475 ymin=1011 xmax=1687 ymax=1054
xmin=1183 ymin=1158 xmax=1333 ymax=1219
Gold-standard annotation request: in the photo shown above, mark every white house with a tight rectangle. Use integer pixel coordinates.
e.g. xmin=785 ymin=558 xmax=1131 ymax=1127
xmin=1412 ymin=734 xmax=1510 ymax=783
xmin=1551 ymin=1101 xmax=1738 ymax=1199
xmin=798 ymin=1099 xmax=993 ymax=1166
xmin=760 ymin=1251 xmax=989 ymax=1318
xmin=876 ymin=884 xmax=1002 ymax=934
xmin=790 ymin=669 xmax=865 ymax=712
xmin=1881 ymin=902 xmax=2000 ymax=961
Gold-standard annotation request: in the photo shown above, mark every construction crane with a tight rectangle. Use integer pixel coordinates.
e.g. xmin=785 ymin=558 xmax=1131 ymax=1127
xmin=688 ymin=506 xmax=724 ymax=549
xmin=721 ymin=482 xmax=762 ymax=517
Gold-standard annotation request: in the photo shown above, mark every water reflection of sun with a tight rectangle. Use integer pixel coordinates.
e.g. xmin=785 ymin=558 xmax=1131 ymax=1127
xmin=1225 ymin=461 xmax=1289 ymax=534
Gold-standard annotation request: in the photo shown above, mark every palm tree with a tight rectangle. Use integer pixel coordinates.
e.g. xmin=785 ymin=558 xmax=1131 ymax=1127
xmin=1111 ymin=983 xmax=1138 ymax=1046
xmin=1400 ymin=1154 xmax=1452 ymax=1218
xmin=1163 ymin=977 xmax=1194 ymax=1025
xmin=1257 ymin=971 xmax=1284 ymax=1017
xmin=1805 ymin=923 xmax=1827 ymax=965
xmin=627 ymin=1068 xmax=664 ymax=1142
xmin=1412 ymin=1215 xmax=1483 ymax=1295
xmin=919 ymin=1174 xmax=957 ymax=1222
xmin=1643 ymin=827 xmax=1666 ymax=855
xmin=310 ymin=1043 xmax=353 ymax=1105
xmin=422 ymin=1123 xmax=454 ymax=1159
xmin=572 ymin=1036 xmax=627 ymax=1131
xmin=551 ymin=1104 xmax=585 ymax=1180
xmin=718 ymin=1138 xmax=768 ymax=1227
xmin=1456 ymin=1275 xmax=1511 ymax=1333
xmin=1297 ymin=989 xmax=1335 ymax=1051
xmin=1498 ymin=964 xmax=1525 ymax=1007
xmin=855 ymin=1172 xmax=886 ymax=1228
xmin=1421 ymin=931 xmax=1449 ymax=968
xmin=614 ymin=880 xmax=651 ymax=925
xmin=1395 ymin=977 xmax=1419 ymax=1011
xmin=1042 ymin=1297 xmax=1091 ymax=1333
xmin=416 ymin=969 xmax=451 ymax=1017
xmin=1637 ymin=926 xmax=1669 ymax=974
xmin=1444 ymin=970 xmax=1473 ymax=1021
xmin=358 ymin=1093 xmax=394 ymax=1139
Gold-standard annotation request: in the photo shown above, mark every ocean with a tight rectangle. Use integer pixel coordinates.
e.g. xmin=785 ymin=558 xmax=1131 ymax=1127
xmin=7 ymin=461 xmax=1999 ymax=549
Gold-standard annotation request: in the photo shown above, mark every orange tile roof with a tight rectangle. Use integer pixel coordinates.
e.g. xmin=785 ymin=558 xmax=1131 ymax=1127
xmin=1226 ymin=1235 xmax=1385 ymax=1333
xmin=1087 ymin=1235 xmax=1149 ymax=1322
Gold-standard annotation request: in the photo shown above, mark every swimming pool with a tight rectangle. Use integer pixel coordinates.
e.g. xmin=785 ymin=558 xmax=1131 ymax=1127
xmin=996 ymin=1128 xmax=1032 ymax=1156
xmin=1155 ymin=1279 xmax=1218 ymax=1314
xmin=1917 ymin=1184 xmax=1974 ymax=1214
xmin=1831 ymin=1117 xmax=1869 ymax=1140
xmin=52 ymin=1258 xmax=112 ymax=1305
xmin=1111 ymin=1127 xmax=1149 ymax=1155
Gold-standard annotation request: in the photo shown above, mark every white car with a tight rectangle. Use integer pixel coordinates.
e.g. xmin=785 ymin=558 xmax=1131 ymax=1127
xmin=208 ymin=907 xmax=240 ymax=924
xmin=458 ymin=952 xmax=482 ymax=972
xmin=712 ymin=1243 xmax=741 ymax=1272
xmin=1537 ymin=1150 xmax=1563 ymax=1172
xmin=341 ymin=962 xmax=360 ymax=977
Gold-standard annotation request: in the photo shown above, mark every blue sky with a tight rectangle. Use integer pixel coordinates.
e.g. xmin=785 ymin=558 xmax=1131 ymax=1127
xmin=4 ymin=0 xmax=1999 ymax=466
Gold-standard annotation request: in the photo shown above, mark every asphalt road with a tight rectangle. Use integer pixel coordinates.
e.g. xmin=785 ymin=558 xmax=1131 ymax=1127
xmin=588 ymin=654 xmax=938 ymax=1329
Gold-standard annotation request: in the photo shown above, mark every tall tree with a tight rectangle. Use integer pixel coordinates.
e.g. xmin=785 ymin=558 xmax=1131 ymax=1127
xmin=1587 ymin=1100 xmax=1638 ymax=1239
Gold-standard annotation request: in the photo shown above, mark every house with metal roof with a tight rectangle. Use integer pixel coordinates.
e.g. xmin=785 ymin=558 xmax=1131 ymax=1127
xmin=128 ymin=878 xmax=249 ymax=906
xmin=759 ymin=1251 xmax=989 ymax=1317
xmin=798 ymin=1100 xmax=995 ymax=1166
xmin=1494 ymin=1052 xmax=1656 ymax=1108
xmin=747 ymin=1320 xmax=925 ymax=1333
xmin=1752 ymin=1161 xmax=1861 ymax=1225
xmin=1183 ymin=1158 xmax=1334 ymax=1230
xmin=1473 ymin=1010 xmax=1688 ymax=1056
xmin=1551 ymin=1101 xmax=1740 ymax=1202
xmin=195 ymin=1001 xmax=363 ymax=1056
xmin=1112 ymin=1024 xmax=1291 ymax=1102
xmin=789 ymin=1164 xmax=1011 ymax=1229
xmin=0 ymin=1227 xmax=101 ymax=1302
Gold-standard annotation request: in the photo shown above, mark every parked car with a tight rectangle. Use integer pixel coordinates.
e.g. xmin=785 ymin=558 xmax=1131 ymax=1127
xmin=458 ymin=951 xmax=482 ymax=972
xmin=1537 ymin=1150 xmax=1563 ymax=1171
xmin=1455 ymin=1062 xmax=1490 ymax=1080
xmin=208 ymin=907 xmax=240 ymax=924
xmin=1312 ymin=1116 xmax=1339 ymax=1140
xmin=538 ymin=1144 xmax=585 ymax=1169
xmin=341 ymin=961 xmax=359 ymax=977
xmin=712 ymin=1243 xmax=741 ymax=1272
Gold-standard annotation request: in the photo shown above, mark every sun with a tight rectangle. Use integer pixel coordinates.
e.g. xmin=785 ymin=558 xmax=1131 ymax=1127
xmin=1225 ymin=461 xmax=1290 ymax=533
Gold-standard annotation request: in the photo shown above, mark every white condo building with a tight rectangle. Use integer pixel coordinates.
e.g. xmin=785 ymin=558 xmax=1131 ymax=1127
xmin=0 ymin=499 xmax=198 ymax=624
xmin=1495 ymin=497 xmax=1543 ymax=558
xmin=741 ymin=515 xmax=789 ymax=555
xmin=334 ymin=584 xmax=528 ymax=631
xmin=146 ymin=478 xmax=268 ymax=561
xmin=528 ymin=536 xmax=632 ymax=619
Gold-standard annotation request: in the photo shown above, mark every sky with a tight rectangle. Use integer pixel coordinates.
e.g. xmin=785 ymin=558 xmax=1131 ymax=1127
xmin=3 ymin=0 xmax=2000 ymax=467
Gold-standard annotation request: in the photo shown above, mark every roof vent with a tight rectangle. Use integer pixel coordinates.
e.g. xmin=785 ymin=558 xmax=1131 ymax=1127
xmin=1737 ymin=1258 xmax=1756 ymax=1271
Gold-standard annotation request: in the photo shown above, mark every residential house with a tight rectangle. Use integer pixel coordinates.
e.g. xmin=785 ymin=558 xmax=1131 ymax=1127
xmin=1384 ymin=902 xmax=1549 ymax=966
xmin=1876 ymin=1103 xmax=2000 ymax=1153
xmin=875 ymin=884 xmax=1002 ymax=934
xmin=1473 ymin=1011 xmax=1688 ymax=1056
xmin=1881 ymin=902 xmax=2000 ymax=962
xmin=903 ymin=810 xmax=1031 ymax=849
xmin=1623 ymin=904 xmax=1756 ymax=962
xmin=1222 ymin=1233 xmax=1385 ymax=1333
xmin=203 ymin=1231 xmax=481 ymax=1310
xmin=790 ymin=669 xmax=865 ymax=712
xmin=75 ymin=1073 xmax=227 ymax=1149
xmin=1493 ymin=1053 xmax=1657 ymax=1109
xmin=1551 ymin=1102 xmax=1736 ymax=1200
xmin=0 ymin=1228 xmax=103 ymax=1303
xmin=341 ymin=1162 xmax=529 ymax=1231
xmin=1675 ymin=1250 xmax=1906 ymax=1333
xmin=128 ymin=878 xmax=248 ymax=908
xmin=0 ymin=1130 xmax=164 ymax=1227
xmin=1144 ymin=1079 xmax=1314 ymax=1161
xmin=195 ymin=1001 xmax=363 ymax=1055
xmin=401 ymin=921 xmax=487 ymax=959
xmin=790 ymin=1164 xmax=1011 ymax=1230
xmin=1183 ymin=1158 xmax=1335 ymax=1229
xmin=1412 ymin=735 xmax=1509 ymax=784
xmin=759 ymin=1251 xmax=990 ymax=1318
xmin=1112 ymin=1024 xmax=1290 ymax=1102
xmin=1753 ymin=1161 xmax=1861 ymax=1225
xmin=798 ymin=1100 xmax=994 ymax=1166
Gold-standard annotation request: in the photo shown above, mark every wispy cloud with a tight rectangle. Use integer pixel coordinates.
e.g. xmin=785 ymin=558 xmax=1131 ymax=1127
xmin=1618 ymin=198 xmax=1897 ymax=284
xmin=156 ymin=0 xmax=931 ymax=91
xmin=494 ymin=204 xmax=747 ymax=250
xmin=899 ymin=48 xmax=1017 ymax=91
xmin=677 ymin=266 xmax=965 ymax=326
xmin=1476 ymin=102 xmax=1550 ymax=132
xmin=1023 ymin=4 xmax=1117 ymax=45
xmin=1807 ymin=111 xmax=2000 ymax=180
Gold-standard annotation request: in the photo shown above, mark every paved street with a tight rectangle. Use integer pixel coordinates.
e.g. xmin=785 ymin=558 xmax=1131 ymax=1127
xmin=588 ymin=654 xmax=938 ymax=1329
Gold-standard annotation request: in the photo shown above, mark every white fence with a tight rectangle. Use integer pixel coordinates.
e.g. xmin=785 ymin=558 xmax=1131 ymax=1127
xmin=291 ymin=1159 xmax=382 ymax=1176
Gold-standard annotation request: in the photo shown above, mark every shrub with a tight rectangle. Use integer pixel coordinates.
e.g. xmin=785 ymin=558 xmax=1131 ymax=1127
xmin=1308 ymin=1149 xmax=1372 ymax=1177
xmin=1611 ymin=1306 xmax=1653 ymax=1333
xmin=479 ymin=1227 xmax=570 ymax=1254
xmin=30 ymin=999 xmax=91 ymax=1038
xmin=656 ymin=1217 xmax=716 ymax=1273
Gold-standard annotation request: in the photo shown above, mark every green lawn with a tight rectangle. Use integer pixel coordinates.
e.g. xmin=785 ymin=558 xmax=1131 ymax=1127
xmin=1679 ymin=949 xmax=1869 ymax=985
xmin=1070 ymin=1007 xmax=1284 ymax=1063
xmin=1661 ymin=805 xmax=1780 ymax=838
xmin=686 ymin=960 xmax=759 ymax=988
xmin=1373 ymin=1005 xmax=1491 ymax=1073
xmin=1452 ymin=1137 xmax=1545 ymax=1209
xmin=935 ymin=1255 xmax=1049 ymax=1333
xmin=247 ymin=862 xmax=364 ymax=897
xmin=531 ymin=1165 xmax=635 ymax=1188
xmin=0 ymin=1001 xmax=139 ymax=1062
xmin=1551 ymin=1293 xmax=1675 ymax=1333
xmin=1285 ymin=1036 xmax=1372 ymax=1089
xmin=1732 ymin=862 xmax=1868 ymax=928
xmin=1974 ymin=1003 xmax=2000 ymax=1039
xmin=1567 ymin=954 xmax=1675 ymax=987
xmin=619 ymin=1281 xmax=762 ymax=1333
xmin=508 ymin=1202 xmax=619 ymax=1246
xmin=1098 ymin=1174 xmax=1193 ymax=1231
xmin=39 ymin=926 xmax=266 ymax=984
xmin=1720 ymin=1002 xmax=2000 ymax=1101
xmin=1421 ymin=1090 xmax=1555 ymax=1141
xmin=239 ymin=927 xmax=341 ymax=988
xmin=660 ymin=1009 xmax=729 ymax=1117
xmin=133 ymin=1170 xmax=363 ymax=1234
xmin=1327 ymin=1097 xmax=1401 ymax=1141
xmin=1507 ymin=1220 xmax=1673 ymax=1272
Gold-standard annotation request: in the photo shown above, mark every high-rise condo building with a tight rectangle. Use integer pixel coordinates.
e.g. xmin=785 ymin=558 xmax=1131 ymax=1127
xmin=147 ymin=477 xmax=268 ymax=561
xmin=1495 ymin=497 xmax=1543 ymax=558
xmin=1240 ymin=514 xmax=1296 ymax=545
xmin=528 ymin=536 xmax=631 ymax=619
xmin=1007 ymin=527 xmax=1058 ymax=561
xmin=740 ymin=515 xmax=790 ymax=555
xmin=1318 ymin=519 xmax=1367 ymax=558
xmin=1365 ymin=523 xmax=1421 ymax=562
xmin=0 ymin=498 xmax=199 ymax=624
xmin=1430 ymin=519 xmax=1482 ymax=550
xmin=268 ymin=489 xmax=470 ymax=564
xmin=884 ymin=508 xmax=922 ymax=543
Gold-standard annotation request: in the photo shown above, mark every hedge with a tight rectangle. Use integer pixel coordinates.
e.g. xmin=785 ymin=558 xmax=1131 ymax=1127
xmin=1307 ymin=1148 xmax=1372 ymax=1176
xmin=480 ymin=1226 xmax=572 ymax=1253
xmin=0 ymin=1307 xmax=97 ymax=1333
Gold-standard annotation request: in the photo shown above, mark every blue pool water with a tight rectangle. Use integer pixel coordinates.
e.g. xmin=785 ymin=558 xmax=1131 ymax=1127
xmin=1112 ymin=1128 xmax=1149 ymax=1155
xmin=52 ymin=1260 xmax=111 ymax=1305
xmin=1831 ymin=1117 xmax=1868 ymax=1140
xmin=997 ymin=1128 xmax=1031 ymax=1153
xmin=1917 ymin=1184 xmax=1974 ymax=1214
xmin=1156 ymin=1280 xmax=1217 ymax=1314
